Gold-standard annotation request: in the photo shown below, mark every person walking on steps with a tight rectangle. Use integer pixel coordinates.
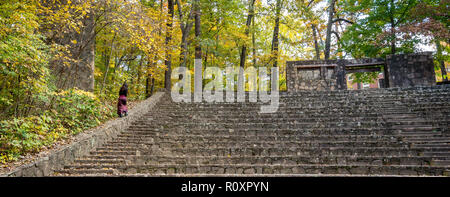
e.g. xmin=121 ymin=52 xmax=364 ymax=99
xmin=117 ymin=82 xmax=128 ymax=117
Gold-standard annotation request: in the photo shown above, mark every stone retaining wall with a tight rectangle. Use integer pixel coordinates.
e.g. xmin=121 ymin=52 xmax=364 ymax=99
xmin=1 ymin=92 xmax=165 ymax=177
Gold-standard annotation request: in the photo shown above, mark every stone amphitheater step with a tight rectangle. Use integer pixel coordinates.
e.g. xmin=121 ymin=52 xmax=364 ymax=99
xmin=56 ymin=164 xmax=448 ymax=176
xmin=100 ymin=141 xmax=412 ymax=149
xmin=126 ymin=123 xmax=443 ymax=131
xmin=86 ymin=147 xmax=450 ymax=157
xmin=124 ymin=128 xmax=439 ymax=136
xmin=111 ymin=135 xmax=402 ymax=142
xmin=432 ymin=160 xmax=450 ymax=166
xmin=423 ymin=152 xmax=450 ymax=157
xmin=73 ymin=155 xmax=447 ymax=166
xmin=53 ymin=85 xmax=450 ymax=176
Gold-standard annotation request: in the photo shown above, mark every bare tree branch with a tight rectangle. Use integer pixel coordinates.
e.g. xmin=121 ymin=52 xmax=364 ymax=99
xmin=332 ymin=18 xmax=354 ymax=24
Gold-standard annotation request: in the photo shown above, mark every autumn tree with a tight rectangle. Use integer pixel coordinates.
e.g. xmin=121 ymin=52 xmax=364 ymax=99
xmin=239 ymin=0 xmax=256 ymax=69
xmin=340 ymin=0 xmax=418 ymax=58
xmin=396 ymin=0 xmax=449 ymax=81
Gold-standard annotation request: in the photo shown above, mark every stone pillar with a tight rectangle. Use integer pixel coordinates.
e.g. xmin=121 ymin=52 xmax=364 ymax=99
xmin=335 ymin=60 xmax=347 ymax=90
xmin=382 ymin=64 xmax=390 ymax=88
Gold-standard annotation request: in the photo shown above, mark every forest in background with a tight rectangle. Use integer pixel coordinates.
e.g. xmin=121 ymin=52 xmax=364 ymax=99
xmin=0 ymin=0 xmax=448 ymax=164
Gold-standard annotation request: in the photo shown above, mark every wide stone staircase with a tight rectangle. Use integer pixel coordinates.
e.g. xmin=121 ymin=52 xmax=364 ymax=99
xmin=54 ymin=85 xmax=450 ymax=176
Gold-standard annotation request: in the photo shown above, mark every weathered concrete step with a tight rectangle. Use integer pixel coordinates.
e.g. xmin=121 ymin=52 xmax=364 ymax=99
xmin=304 ymin=93 xmax=450 ymax=98
xmin=412 ymin=143 xmax=450 ymax=148
xmin=402 ymin=139 xmax=450 ymax=143
xmin=88 ymin=147 xmax=450 ymax=157
xmin=392 ymin=125 xmax=434 ymax=130
xmin=167 ymin=93 xmax=450 ymax=98
xmin=388 ymin=121 xmax=447 ymax=126
xmin=148 ymin=110 xmax=402 ymax=116
xmin=147 ymin=111 xmax=448 ymax=120
xmin=160 ymin=102 xmax=450 ymax=109
xmin=52 ymin=173 xmax=450 ymax=177
xmin=148 ymin=111 xmax=386 ymax=116
xmin=140 ymin=115 xmax=449 ymax=123
xmin=117 ymin=129 xmax=447 ymax=139
xmin=149 ymin=112 xmax=440 ymax=119
xmin=153 ymin=106 xmax=443 ymax=113
xmin=128 ymin=122 xmax=389 ymax=130
xmin=145 ymin=114 xmax=384 ymax=120
xmin=102 ymin=140 xmax=409 ymax=149
xmin=112 ymin=135 xmax=402 ymax=142
xmin=105 ymin=138 xmax=449 ymax=147
xmin=149 ymin=110 xmax=448 ymax=119
xmin=401 ymin=137 xmax=450 ymax=141
xmin=58 ymin=164 xmax=449 ymax=176
xmin=71 ymin=155 xmax=448 ymax=166
xmin=135 ymin=118 xmax=387 ymax=124
xmin=158 ymin=102 xmax=450 ymax=108
xmin=168 ymin=92 xmax=450 ymax=100
xmin=181 ymin=89 xmax=450 ymax=95
xmin=383 ymin=111 xmax=449 ymax=116
xmin=79 ymin=155 xmax=127 ymax=160
xmin=423 ymin=152 xmax=450 ymax=157
xmin=125 ymin=128 xmax=436 ymax=136
xmin=165 ymin=94 xmax=450 ymax=101
xmin=158 ymin=103 xmax=449 ymax=110
xmin=398 ymin=131 xmax=442 ymax=135
xmin=386 ymin=119 xmax=428 ymax=123
xmin=153 ymin=106 xmax=411 ymax=112
xmin=157 ymin=102 xmax=450 ymax=108
xmin=115 ymin=134 xmax=446 ymax=142
xmin=135 ymin=119 xmax=447 ymax=128
xmin=74 ymin=159 xmax=126 ymax=164
xmin=53 ymin=169 xmax=115 ymax=175
xmin=383 ymin=114 xmax=421 ymax=119
xmin=432 ymin=160 xmax=450 ymax=166
xmin=128 ymin=125 xmax=442 ymax=132
xmin=163 ymin=105 xmax=449 ymax=111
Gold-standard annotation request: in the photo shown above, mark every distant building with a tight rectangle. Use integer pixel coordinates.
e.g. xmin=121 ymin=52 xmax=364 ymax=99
xmin=347 ymin=73 xmax=384 ymax=90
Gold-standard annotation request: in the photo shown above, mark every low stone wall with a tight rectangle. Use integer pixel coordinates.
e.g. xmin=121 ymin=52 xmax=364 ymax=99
xmin=286 ymin=60 xmax=344 ymax=91
xmin=1 ymin=92 xmax=165 ymax=177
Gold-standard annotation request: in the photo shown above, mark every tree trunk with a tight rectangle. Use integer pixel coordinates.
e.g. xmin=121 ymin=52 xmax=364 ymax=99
xmin=136 ymin=56 xmax=144 ymax=95
xmin=335 ymin=21 xmax=342 ymax=58
xmin=147 ymin=0 xmax=163 ymax=98
xmin=146 ymin=73 xmax=156 ymax=98
xmin=176 ymin=0 xmax=194 ymax=68
xmin=194 ymin=0 xmax=202 ymax=60
xmin=164 ymin=0 xmax=175 ymax=90
xmin=239 ymin=0 xmax=256 ymax=69
xmin=324 ymin=0 xmax=336 ymax=60
xmin=271 ymin=0 xmax=282 ymax=67
xmin=252 ymin=12 xmax=257 ymax=67
xmin=150 ymin=77 xmax=155 ymax=96
xmin=390 ymin=0 xmax=396 ymax=55
xmin=193 ymin=0 xmax=202 ymax=101
xmin=436 ymin=39 xmax=448 ymax=82
xmin=100 ymin=33 xmax=116 ymax=94
xmin=312 ymin=24 xmax=320 ymax=60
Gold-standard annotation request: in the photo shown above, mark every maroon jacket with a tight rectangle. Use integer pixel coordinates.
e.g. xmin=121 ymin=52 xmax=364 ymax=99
xmin=117 ymin=95 xmax=128 ymax=116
